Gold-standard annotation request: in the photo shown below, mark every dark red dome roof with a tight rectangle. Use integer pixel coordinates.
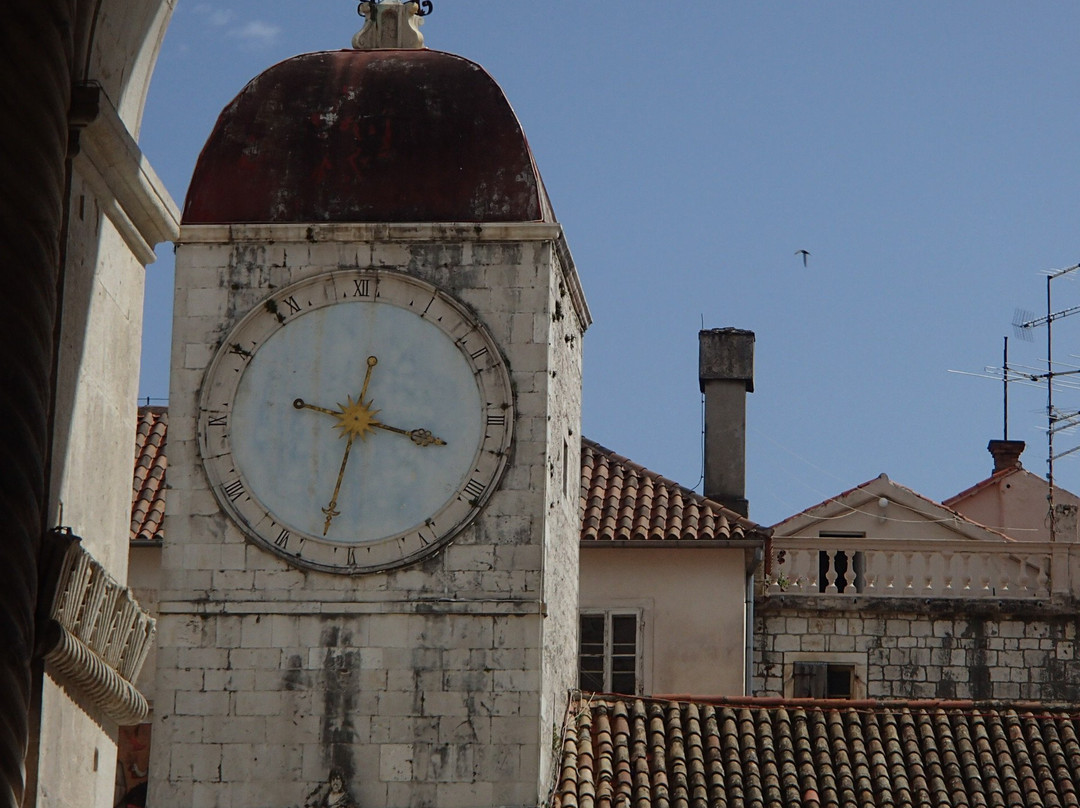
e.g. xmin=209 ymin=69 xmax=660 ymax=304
xmin=182 ymin=49 xmax=553 ymax=224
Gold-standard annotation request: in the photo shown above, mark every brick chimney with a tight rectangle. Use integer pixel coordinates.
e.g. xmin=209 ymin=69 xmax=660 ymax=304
xmin=699 ymin=328 xmax=754 ymax=516
xmin=988 ymin=439 xmax=1025 ymax=473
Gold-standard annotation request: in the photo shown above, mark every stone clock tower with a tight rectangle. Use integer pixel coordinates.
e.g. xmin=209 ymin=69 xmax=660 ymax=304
xmin=149 ymin=4 xmax=589 ymax=806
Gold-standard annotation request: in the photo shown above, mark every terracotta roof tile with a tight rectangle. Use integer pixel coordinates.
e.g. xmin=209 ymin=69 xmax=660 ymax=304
xmin=131 ymin=406 xmax=167 ymax=543
xmin=580 ymin=439 xmax=768 ymax=544
xmin=552 ymin=695 xmax=1080 ymax=808
xmin=551 ymin=696 xmax=1080 ymax=808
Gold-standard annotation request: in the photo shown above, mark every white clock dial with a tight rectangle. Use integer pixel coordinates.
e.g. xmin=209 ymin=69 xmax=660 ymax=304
xmin=198 ymin=270 xmax=514 ymax=573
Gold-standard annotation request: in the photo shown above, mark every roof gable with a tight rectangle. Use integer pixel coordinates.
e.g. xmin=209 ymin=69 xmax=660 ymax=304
xmin=943 ymin=466 xmax=1080 ymax=543
xmin=943 ymin=466 xmax=1024 ymax=508
xmin=772 ymin=473 xmax=1012 ymax=543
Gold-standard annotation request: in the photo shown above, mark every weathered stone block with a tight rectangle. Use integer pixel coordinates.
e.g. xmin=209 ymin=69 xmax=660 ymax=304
xmin=379 ymin=744 xmax=414 ymax=781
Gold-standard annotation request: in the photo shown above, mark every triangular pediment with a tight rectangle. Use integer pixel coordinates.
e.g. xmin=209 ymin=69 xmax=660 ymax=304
xmin=772 ymin=473 xmax=1011 ymax=543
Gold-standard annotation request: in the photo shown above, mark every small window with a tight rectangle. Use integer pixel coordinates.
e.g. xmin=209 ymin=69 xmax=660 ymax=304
xmin=579 ymin=612 xmax=639 ymax=694
xmin=792 ymin=662 xmax=855 ymax=699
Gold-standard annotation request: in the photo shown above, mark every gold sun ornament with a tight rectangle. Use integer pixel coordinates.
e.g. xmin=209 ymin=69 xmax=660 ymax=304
xmin=333 ymin=394 xmax=381 ymax=441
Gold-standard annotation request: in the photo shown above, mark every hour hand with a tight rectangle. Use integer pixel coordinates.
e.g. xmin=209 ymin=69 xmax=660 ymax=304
xmin=372 ymin=421 xmax=447 ymax=447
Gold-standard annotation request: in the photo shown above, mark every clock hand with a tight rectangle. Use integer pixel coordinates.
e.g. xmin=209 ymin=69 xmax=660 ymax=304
xmin=359 ymin=355 xmax=377 ymax=398
xmin=370 ymin=421 xmax=447 ymax=447
xmin=292 ymin=357 xmax=379 ymax=419
xmin=309 ymin=357 xmax=382 ymax=536
xmin=293 ymin=399 xmax=338 ymax=417
xmin=322 ymin=431 xmax=356 ymax=536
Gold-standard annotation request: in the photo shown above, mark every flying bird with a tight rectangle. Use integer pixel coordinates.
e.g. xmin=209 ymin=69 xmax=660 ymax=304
xmin=795 ymin=250 xmax=810 ymax=267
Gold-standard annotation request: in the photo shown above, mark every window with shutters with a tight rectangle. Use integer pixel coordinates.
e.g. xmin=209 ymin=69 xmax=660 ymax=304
xmin=578 ymin=611 xmax=640 ymax=695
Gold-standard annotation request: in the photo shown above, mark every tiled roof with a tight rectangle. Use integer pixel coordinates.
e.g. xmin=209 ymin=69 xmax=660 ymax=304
xmin=581 ymin=439 xmax=768 ymax=543
xmin=552 ymin=694 xmax=1080 ymax=808
xmin=131 ymin=407 xmax=167 ymax=543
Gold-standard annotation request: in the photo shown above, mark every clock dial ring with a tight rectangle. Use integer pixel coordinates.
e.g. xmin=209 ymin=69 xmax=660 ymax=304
xmin=198 ymin=269 xmax=514 ymax=574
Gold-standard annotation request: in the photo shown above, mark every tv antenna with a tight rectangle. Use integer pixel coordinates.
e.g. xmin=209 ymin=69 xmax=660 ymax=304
xmin=950 ymin=261 xmax=1080 ymax=541
xmin=1013 ymin=261 xmax=1080 ymax=540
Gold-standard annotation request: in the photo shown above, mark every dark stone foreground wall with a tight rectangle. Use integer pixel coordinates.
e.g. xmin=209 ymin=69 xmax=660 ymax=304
xmin=0 ymin=1 xmax=73 ymax=805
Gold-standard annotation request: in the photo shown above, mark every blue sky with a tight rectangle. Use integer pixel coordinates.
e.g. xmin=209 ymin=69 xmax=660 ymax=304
xmin=138 ymin=2 xmax=1080 ymax=527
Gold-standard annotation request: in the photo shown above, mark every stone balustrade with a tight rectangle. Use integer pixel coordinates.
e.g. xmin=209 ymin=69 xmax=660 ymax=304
xmin=764 ymin=538 xmax=1080 ymax=599
xmin=45 ymin=541 xmax=156 ymax=723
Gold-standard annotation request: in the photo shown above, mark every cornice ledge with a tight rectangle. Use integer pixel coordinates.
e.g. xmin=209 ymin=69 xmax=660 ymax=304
xmin=74 ymin=85 xmax=180 ymax=264
xmin=177 ymin=221 xmax=566 ymax=244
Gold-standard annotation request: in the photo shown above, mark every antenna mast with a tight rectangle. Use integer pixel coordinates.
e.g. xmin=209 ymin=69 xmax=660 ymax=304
xmin=1003 ymin=336 xmax=1009 ymax=440
xmin=1014 ymin=261 xmax=1080 ymax=541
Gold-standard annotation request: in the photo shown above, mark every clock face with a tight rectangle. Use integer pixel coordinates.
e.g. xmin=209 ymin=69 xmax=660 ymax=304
xmin=198 ymin=270 xmax=514 ymax=573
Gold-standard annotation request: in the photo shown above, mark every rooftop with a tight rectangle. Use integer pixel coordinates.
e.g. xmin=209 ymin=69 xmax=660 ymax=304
xmin=131 ymin=407 xmax=166 ymax=543
xmin=581 ymin=439 xmax=767 ymax=545
xmin=552 ymin=693 xmax=1080 ymax=808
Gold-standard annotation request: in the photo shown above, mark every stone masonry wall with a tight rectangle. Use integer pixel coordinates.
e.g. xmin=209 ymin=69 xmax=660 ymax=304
xmin=151 ymin=225 xmax=583 ymax=808
xmin=755 ymin=598 xmax=1080 ymax=702
xmin=538 ymin=242 xmax=585 ymax=795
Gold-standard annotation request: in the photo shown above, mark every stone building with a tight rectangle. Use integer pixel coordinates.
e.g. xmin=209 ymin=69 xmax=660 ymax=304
xmin=756 ymin=454 xmax=1080 ymax=703
xmin=151 ymin=4 xmax=588 ymax=806
xmin=0 ymin=0 xmax=176 ymax=805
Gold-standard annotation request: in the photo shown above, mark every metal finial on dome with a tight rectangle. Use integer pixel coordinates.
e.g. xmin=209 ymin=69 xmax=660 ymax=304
xmin=353 ymin=0 xmax=431 ymax=50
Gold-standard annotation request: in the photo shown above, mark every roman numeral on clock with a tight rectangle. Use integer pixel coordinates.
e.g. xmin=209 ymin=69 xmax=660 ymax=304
xmin=223 ymin=479 xmax=245 ymax=502
xmin=469 ymin=346 xmax=488 ymax=362
xmin=486 ymin=413 xmax=505 ymax=427
xmin=462 ymin=478 xmax=485 ymax=502
xmin=352 ymin=279 xmax=370 ymax=297
xmin=417 ymin=521 xmax=437 ymax=546
xmin=283 ymin=296 xmax=302 ymax=314
xmin=275 ymin=529 xmax=290 ymax=548
xmin=207 ymin=414 xmax=227 ymax=427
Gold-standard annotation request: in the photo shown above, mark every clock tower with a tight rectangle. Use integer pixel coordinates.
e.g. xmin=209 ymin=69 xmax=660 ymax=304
xmin=149 ymin=4 xmax=590 ymax=806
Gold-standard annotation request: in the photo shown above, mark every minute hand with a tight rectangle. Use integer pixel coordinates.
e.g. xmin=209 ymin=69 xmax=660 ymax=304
xmin=372 ymin=421 xmax=447 ymax=447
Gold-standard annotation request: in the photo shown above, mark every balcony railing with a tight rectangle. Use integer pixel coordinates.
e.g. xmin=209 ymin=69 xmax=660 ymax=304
xmin=43 ymin=537 xmax=156 ymax=723
xmin=763 ymin=538 xmax=1077 ymax=599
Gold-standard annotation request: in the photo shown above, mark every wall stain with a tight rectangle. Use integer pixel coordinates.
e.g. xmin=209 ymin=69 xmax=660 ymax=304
xmin=319 ymin=624 xmax=359 ymax=780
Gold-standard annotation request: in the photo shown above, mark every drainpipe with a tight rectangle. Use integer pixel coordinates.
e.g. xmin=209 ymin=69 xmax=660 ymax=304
xmin=744 ymin=545 xmax=764 ymax=695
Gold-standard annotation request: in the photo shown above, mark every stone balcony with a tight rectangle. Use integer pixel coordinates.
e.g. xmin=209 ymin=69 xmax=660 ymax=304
xmin=762 ymin=537 xmax=1080 ymax=601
